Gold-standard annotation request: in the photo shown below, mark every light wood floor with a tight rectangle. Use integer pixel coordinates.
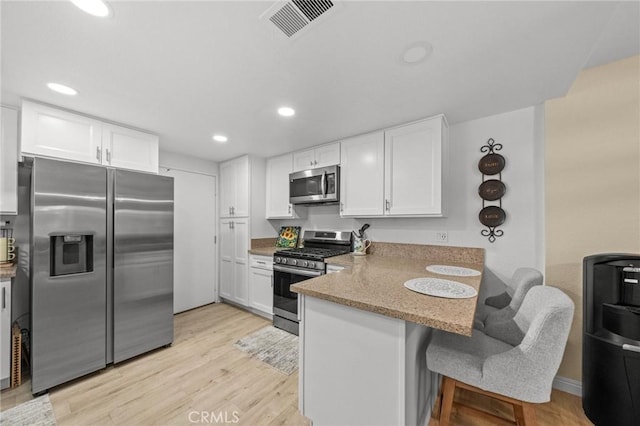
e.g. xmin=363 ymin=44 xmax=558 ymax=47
xmin=1 ymin=302 xmax=592 ymax=425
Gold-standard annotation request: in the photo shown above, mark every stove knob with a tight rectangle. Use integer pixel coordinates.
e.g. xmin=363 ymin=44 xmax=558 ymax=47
xmin=291 ymin=259 xmax=297 ymax=266
xmin=302 ymin=260 xmax=308 ymax=267
xmin=275 ymin=257 xmax=281 ymax=263
xmin=308 ymin=261 xmax=315 ymax=269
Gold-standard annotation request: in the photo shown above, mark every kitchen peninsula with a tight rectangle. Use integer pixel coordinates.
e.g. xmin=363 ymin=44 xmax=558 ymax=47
xmin=292 ymin=243 xmax=484 ymax=426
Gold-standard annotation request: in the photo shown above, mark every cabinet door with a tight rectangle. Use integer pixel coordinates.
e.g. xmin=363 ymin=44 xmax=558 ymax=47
xmin=292 ymin=148 xmax=316 ymax=172
xmin=219 ymin=220 xmax=235 ymax=300
xmin=314 ymin=142 xmax=341 ymax=169
xmin=384 ymin=117 xmax=443 ymax=216
xmin=340 ymin=132 xmax=384 ymax=217
xmin=233 ymin=157 xmax=249 ymax=217
xmin=0 ymin=107 xmax=18 ymax=214
xmin=249 ymin=267 xmax=273 ymax=315
xmin=21 ymin=100 xmax=102 ymax=165
xmin=102 ymin=123 xmax=159 ymax=173
xmin=219 ymin=161 xmax=236 ymax=218
xmin=233 ymin=219 xmax=249 ymax=306
xmin=266 ymin=154 xmax=296 ymax=218
xmin=1 ymin=279 xmax=11 ymax=389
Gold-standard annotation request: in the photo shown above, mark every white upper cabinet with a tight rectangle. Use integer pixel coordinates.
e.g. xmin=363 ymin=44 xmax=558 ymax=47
xmin=101 ymin=123 xmax=158 ymax=173
xmin=339 ymin=115 xmax=448 ymax=218
xmin=21 ymin=100 xmax=159 ymax=173
xmin=21 ymin=100 xmax=103 ymax=165
xmin=266 ymin=153 xmax=301 ymax=219
xmin=292 ymin=142 xmax=340 ymax=172
xmin=339 ymin=131 xmax=385 ymax=217
xmin=0 ymin=107 xmax=19 ymax=214
xmin=384 ymin=115 xmax=447 ymax=217
xmin=220 ymin=155 xmax=250 ymax=218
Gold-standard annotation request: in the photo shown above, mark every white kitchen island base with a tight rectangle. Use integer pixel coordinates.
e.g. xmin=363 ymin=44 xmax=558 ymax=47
xmin=299 ymin=295 xmax=438 ymax=426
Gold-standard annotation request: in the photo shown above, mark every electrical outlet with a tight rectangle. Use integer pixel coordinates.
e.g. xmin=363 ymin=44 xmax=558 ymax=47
xmin=435 ymin=231 xmax=448 ymax=242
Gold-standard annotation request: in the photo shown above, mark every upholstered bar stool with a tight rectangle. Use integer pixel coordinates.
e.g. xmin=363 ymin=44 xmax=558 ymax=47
xmin=427 ymin=286 xmax=574 ymax=426
xmin=474 ymin=267 xmax=543 ymax=330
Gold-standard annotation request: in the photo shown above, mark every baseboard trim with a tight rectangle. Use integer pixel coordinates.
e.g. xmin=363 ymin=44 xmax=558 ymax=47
xmin=552 ymin=375 xmax=582 ymax=397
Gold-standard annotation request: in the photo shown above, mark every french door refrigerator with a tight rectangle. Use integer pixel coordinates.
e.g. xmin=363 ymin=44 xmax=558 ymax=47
xmin=29 ymin=157 xmax=174 ymax=395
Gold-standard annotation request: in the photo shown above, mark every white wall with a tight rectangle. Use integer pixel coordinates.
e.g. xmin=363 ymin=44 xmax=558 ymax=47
xmin=270 ymin=106 xmax=545 ymax=296
xmin=159 ymin=150 xmax=218 ymax=176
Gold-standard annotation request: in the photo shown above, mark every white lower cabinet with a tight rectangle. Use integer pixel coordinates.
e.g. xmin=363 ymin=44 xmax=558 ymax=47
xmin=249 ymin=255 xmax=273 ymax=316
xmin=220 ymin=219 xmax=249 ymax=306
xmin=1 ymin=278 xmax=11 ymax=390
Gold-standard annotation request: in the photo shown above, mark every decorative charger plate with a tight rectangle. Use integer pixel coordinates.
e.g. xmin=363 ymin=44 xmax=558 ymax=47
xmin=404 ymin=278 xmax=478 ymax=299
xmin=426 ymin=265 xmax=482 ymax=277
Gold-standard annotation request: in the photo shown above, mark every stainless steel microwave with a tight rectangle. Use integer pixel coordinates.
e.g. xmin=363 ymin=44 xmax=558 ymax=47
xmin=289 ymin=165 xmax=340 ymax=205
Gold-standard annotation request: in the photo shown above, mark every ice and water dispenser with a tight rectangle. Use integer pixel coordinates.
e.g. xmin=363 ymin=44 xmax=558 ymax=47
xmin=49 ymin=234 xmax=94 ymax=276
xmin=583 ymin=254 xmax=640 ymax=426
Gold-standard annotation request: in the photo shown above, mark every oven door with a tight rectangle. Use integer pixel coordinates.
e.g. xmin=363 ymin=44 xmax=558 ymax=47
xmin=289 ymin=165 xmax=339 ymax=204
xmin=273 ymin=264 xmax=323 ymax=321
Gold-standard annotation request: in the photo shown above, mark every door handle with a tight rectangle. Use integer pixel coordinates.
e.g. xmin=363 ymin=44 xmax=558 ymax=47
xmin=321 ymin=171 xmax=327 ymax=197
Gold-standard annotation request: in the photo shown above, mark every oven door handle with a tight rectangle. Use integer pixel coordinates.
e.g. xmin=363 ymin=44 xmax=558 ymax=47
xmin=274 ymin=265 xmax=323 ymax=277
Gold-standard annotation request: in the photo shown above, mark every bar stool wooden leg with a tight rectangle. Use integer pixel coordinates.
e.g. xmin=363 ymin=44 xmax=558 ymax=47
xmin=513 ymin=399 xmax=538 ymax=425
xmin=431 ymin=376 xmax=444 ymax=420
xmin=439 ymin=376 xmax=457 ymax=426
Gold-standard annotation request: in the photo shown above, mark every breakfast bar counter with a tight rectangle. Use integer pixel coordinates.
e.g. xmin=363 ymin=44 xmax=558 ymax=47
xmin=290 ymin=243 xmax=484 ymax=426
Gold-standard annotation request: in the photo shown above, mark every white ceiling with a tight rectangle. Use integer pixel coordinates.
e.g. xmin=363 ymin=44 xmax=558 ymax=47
xmin=2 ymin=1 xmax=639 ymax=163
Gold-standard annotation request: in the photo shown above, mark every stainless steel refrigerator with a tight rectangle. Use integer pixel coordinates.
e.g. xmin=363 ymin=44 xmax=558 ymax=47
xmin=28 ymin=157 xmax=174 ymax=394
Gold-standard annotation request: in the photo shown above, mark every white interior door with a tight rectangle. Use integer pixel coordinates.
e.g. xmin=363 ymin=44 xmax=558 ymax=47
xmin=161 ymin=168 xmax=217 ymax=313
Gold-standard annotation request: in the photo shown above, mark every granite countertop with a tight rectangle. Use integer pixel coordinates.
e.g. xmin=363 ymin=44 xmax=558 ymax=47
xmin=292 ymin=247 xmax=484 ymax=336
xmin=0 ymin=263 xmax=18 ymax=279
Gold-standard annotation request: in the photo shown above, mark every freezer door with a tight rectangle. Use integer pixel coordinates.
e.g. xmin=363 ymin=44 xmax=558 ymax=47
xmin=113 ymin=170 xmax=174 ymax=363
xmin=31 ymin=158 xmax=107 ymax=394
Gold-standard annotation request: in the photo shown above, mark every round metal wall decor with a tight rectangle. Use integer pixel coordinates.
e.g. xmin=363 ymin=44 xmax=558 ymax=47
xmin=478 ymin=138 xmax=506 ymax=243
xmin=478 ymin=179 xmax=506 ymax=201
xmin=478 ymin=153 xmax=506 ymax=175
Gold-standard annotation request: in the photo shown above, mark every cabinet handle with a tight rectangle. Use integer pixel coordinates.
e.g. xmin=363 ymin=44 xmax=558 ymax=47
xmin=314 ymin=160 xmax=318 ymax=166
xmin=96 ymin=147 xmax=101 ymax=161
xmin=231 ymin=206 xmax=235 ymax=215
xmin=2 ymin=287 xmax=5 ymax=309
xmin=340 ymin=202 xmax=344 ymax=212
xmin=230 ymin=221 xmax=234 ymax=229
xmin=228 ymin=207 xmax=232 ymax=215
xmin=385 ymin=199 xmax=390 ymax=211
xmin=288 ymin=204 xmax=291 ymax=214
xmin=106 ymin=148 xmax=111 ymax=163
xmin=310 ymin=160 xmax=313 ymax=166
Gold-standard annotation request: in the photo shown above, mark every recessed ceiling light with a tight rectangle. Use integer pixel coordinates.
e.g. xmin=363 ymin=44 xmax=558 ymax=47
xmin=47 ymin=82 xmax=78 ymax=96
xmin=70 ymin=0 xmax=111 ymax=18
xmin=213 ymin=134 xmax=228 ymax=143
xmin=401 ymin=41 xmax=433 ymax=65
xmin=277 ymin=107 xmax=295 ymax=117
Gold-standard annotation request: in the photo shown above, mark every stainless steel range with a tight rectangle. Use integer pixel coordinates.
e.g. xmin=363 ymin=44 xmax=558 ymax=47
xmin=273 ymin=230 xmax=351 ymax=335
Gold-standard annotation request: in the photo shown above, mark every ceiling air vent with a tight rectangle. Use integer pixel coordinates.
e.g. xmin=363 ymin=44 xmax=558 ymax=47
xmin=261 ymin=0 xmax=340 ymax=39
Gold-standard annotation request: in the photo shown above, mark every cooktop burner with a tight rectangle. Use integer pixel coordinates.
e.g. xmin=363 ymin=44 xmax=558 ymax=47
xmin=279 ymin=247 xmax=350 ymax=260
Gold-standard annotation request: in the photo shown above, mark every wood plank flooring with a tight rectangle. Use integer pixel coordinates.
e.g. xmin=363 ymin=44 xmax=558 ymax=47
xmin=2 ymin=302 xmax=592 ymax=425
